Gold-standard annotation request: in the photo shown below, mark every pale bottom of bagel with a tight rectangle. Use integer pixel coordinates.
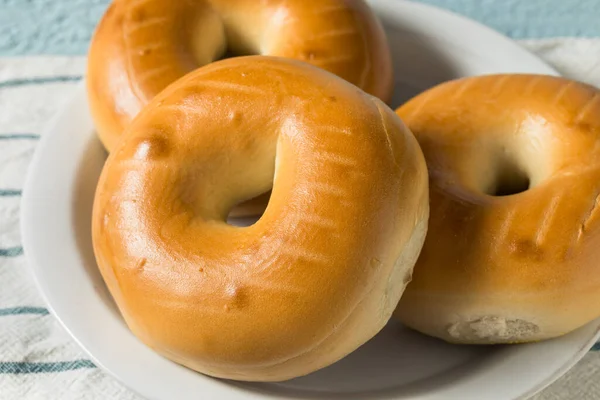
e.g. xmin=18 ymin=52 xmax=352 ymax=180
xmin=394 ymin=290 xmax=600 ymax=344
xmin=124 ymin=214 xmax=428 ymax=382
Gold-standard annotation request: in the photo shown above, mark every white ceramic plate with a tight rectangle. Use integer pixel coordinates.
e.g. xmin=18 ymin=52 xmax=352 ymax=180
xmin=21 ymin=1 xmax=600 ymax=399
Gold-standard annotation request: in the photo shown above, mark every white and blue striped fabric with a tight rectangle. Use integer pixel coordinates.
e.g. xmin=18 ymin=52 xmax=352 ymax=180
xmin=1 ymin=1 xmax=599 ymax=399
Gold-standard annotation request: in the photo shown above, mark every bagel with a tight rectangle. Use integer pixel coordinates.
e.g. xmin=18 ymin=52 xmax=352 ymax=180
xmin=87 ymin=0 xmax=393 ymax=151
xmin=92 ymin=56 xmax=429 ymax=381
xmin=394 ymin=74 xmax=600 ymax=344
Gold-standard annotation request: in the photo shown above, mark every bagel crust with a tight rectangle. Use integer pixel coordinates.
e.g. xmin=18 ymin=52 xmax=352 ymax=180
xmin=395 ymin=74 xmax=600 ymax=344
xmin=92 ymin=57 xmax=428 ymax=381
xmin=87 ymin=0 xmax=392 ymax=151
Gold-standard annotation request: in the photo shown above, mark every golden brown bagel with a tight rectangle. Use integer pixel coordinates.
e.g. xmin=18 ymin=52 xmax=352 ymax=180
xmin=394 ymin=74 xmax=600 ymax=344
xmin=92 ymin=56 xmax=428 ymax=381
xmin=87 ymin=0 xmax=393 ymax=151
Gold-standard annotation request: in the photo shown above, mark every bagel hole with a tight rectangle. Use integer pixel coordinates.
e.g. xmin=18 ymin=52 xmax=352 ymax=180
xmin=486 ymin=165 xmax=530 ymax=197
xmin=189 ymin=10 xmax=258 ymax=67
xmin=226 ymin=191 xmax=272 ymax=227
xmin=220 ymin=48 xmax=239 ymax=61
xmin=223 ymin=131 xmax=281 ymax=227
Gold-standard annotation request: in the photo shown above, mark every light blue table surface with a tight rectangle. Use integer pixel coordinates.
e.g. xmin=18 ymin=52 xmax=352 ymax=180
xmin=0 ymin=0 xmax=599 ymax=56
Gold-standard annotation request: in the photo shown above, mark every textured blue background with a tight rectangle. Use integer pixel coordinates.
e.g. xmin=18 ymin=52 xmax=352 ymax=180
xmin=0 ymin=0 xmax=599 ymax=56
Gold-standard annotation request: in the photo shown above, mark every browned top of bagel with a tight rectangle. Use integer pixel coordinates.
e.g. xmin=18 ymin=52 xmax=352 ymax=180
xmin=395 ymin=74 xmax=600 ymax=343
xmin=92 ymin=56 xmax=428 ymax=380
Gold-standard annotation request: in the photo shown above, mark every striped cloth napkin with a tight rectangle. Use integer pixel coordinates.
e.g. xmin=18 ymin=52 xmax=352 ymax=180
xmin=1 ymin=1 xmax=600 ymax=399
